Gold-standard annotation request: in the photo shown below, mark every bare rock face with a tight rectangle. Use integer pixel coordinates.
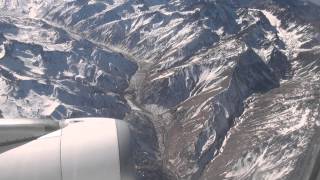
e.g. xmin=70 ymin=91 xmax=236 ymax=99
xmin=0 ymin=0 xmax=319 ymax=179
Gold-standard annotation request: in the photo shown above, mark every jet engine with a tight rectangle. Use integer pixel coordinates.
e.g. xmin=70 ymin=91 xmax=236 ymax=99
xmin=0 ymin=118 xmax=135 ymax=180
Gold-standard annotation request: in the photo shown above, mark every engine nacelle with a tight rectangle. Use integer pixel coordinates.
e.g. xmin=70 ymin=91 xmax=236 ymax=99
xmin=0 ymin=118 xmax=135 ymax=180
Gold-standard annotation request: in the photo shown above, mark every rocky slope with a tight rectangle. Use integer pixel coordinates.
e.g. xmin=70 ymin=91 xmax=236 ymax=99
xmin=0 ymin=0 xmax=319 ymax=179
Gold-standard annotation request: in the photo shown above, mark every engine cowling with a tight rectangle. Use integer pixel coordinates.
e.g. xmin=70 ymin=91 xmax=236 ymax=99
xmin=0 ymin=118 xmax=135 ymax=180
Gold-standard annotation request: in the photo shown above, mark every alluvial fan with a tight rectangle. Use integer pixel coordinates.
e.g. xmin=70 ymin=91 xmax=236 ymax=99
xmin=0 ymin=0 xmax=319 ymax=179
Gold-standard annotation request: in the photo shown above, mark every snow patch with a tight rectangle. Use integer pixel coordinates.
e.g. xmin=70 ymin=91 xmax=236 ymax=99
xmin=225 ymin=145 xmax=296 ymax=180
xmin=252 ymin=46 xmax=274 ymax=62
xmin=125 ymin=96 xmax=142 ymax=111
xmin=201 ymin=132 xmax=216 ymax=155
xmin=151 ymin=71 xmax=174 ymax=82
xmin=260 ymin=10 xmax=309 ymax=58
xmin=0 ymin=44 xmax=5 ymax=59
xmin=41 ymin=100 xmax=60 ymax=117
xmin=278 ymin=106 xmax=311 ymax=135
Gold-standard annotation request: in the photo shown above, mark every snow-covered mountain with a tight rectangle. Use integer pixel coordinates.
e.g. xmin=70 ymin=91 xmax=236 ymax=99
xmin=0 ymin=0 xmax=319 ymax=179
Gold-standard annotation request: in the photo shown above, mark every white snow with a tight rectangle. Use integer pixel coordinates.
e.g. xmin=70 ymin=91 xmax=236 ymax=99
xmin=252 ymin=46 xmax=274 ymax=62
xmin=260 ymin=10 xmax=309 ymax=58
xmin=41 ymin=100 xmax=60 ymax=117
xmin=0 ymin=0 xmax=57 ymax=17
xmin=4 ymin=26 xmax=73 ymax=52
xmin=201 ymin=132 xmax=216 ymax=155
xmin=215 ymin=27 xmax=224 ymax=36
xmin=190 ymin=99 xmax=211 ymax=119
xmin=277 ymin=105 xmax=311 ymax=135
xmin=30 ymin=67 xmax=45 ymax=75
xmin=125 ymin=96 xmax=142 ymax=111
xmin=151 ymin=71 xmax=174 ymax=82
xmin=0 ymin=44 xmax=5 ymax=59
xmin=225 ymin=144 xmax=297 ymax=180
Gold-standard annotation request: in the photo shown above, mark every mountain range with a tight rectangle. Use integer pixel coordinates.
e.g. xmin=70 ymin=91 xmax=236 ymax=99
xmin=0 ymin=0 xmax=319 ymax=179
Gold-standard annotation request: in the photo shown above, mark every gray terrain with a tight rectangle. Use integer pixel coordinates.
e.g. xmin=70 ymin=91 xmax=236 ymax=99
xmin=0 ymin=0 xmax=319 ymax=179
